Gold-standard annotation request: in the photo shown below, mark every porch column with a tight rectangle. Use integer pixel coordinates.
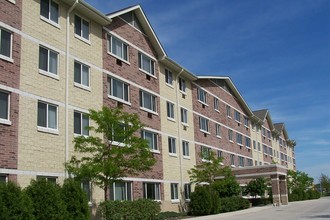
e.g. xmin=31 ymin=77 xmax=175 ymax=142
xmin=271 ymin=174 xmax=280 ymax=206
xmin=279 ymin=175 xmax=288 ymax=205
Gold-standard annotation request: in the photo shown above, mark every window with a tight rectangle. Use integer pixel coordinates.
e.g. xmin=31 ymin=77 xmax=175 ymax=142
xmin=267 ymin=130 xmax=271 ymax=139
xmin=81 ymin=180 xmax=92 ymax=202
xmin=269 ymin=147 xmax=273 ymax=156
xmin=230 ymin=154 xmax=235 ymax=166
xmin=182 ymin=141 xmax=189 ymax=157
xmin=74 ymin=111 xmax=89 ymax=136
xmin=138 ymin=52 xmax=154 ymax=75
xmin=37 ymin=101 xmax=57 ymax=130
xmin=170 ymin=183 xmax=178 ymax=200
xmin=75 ymin=15 xmax=89 ymax=41
xmin=235 ymin=110 xmax=240 ymax=122
xmin=236 ymin=133 xmax=242 ymax=145
xmin=168 ymin=137 xmax=176 ymax=154
xmin=245 ymin=137 xmax=251 ymax=148
xmin=214 ymin=97 xmax=219 ymax=111
xmin=167 ymin=101 xmax=174 ymax=119
xmin=258 ymin=142 xmax=261 ymax=151
xmin=141 ymin=130 xmax=158 ymax=151
xmin=247 ymin=159 xmax=253 ymax=166
xmin=253 ymin=140 xmax=256 ymax=150
xmin=238 ymin=156 xmax=244 ymax=167
xmin=108 ymin=35 xmax=128 ymax=61
xmin=0 ymin=175 xmax=7 ymax=183
xmin=184 ymin=184 xmax=191 ymax=200
xmin=39 ymin=46 xmax=58 ymax=76
xmin=226 ymin=105 xmax=231 ymax=117
xmin=0 ymin=91 xmax=10 ymax=122
xmin=199 ymin=117 xmax=209 ymax=133
xmin=244 ymin=117 xmax=249 ymax=127
xmin=262 ymin=127 xmax=266 ymax=136
xmin=110 ymin=182 xmax=132 ymax=201
xmin=110 ymin=123 xmax=126 ymax=144
xmin=37 ymin=176 xmax=57 ymax=184
xmin=179 ymin=77 xmax=186 ymax=93
xmin=74 ymin=61 xmax=90 ymax=87
xmin=217 ymin=150 xmax=222 ymax=159
xmin=181 ymin=108 xmax=188 ymax=124
xmin=165 ymin=69 xmax=173 ymax=85
xmin=143 ymin=183 xmax=160 ymax=200
xmin=216 ymin=123 xmax=221 ymax=137
xmin=0 ymin=28 xmax=12 ymax=60
xmin=108 ymin=77 xmax=129 ymax=103
xmin=197 ymin=88 xmax=207 ymax=104
xmin=139 ymin=90 xmax=156 ymax=112
xmin=40 ymin=0 xmax=59 ymax=24
xmin=201 ymin=146 xmax=211 ymax=161
xmin=228 ymin=129 xmax=233 ymax=141
xmin=252 ymin=123 xmax=256 ymax=130
xmin=263 ymin=145 xmax=268 ymax=154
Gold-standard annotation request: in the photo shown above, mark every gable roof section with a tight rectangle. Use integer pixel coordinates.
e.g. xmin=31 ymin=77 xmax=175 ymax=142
xmin=253 ymin=109 xmax=275 ymax=131
xmin=106 ymin=5 xmax=167 ymax=59
xmin=197 ymin=76 xmax=253 ymax=117
xmin=274 ymin=123 xmax=289 ymax=140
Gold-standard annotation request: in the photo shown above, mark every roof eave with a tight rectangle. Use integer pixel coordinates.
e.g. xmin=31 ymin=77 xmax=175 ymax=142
xmin=160 ymin=57 xmax=197 ymax=81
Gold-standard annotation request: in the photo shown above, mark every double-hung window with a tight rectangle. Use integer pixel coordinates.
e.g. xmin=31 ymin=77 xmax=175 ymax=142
xmin=179 ymin=77 xmax=186 ymax=93
xmin=108 ymin=77 xmax=129 ymax=103
xmin=0 ymin=175 xmax=7 ymax=183
xmin=37 ymin=176 xmax=57 ymax=184
xmin=39 ymin=46 xmax=58 ymax=76
xmin=217 ymin=150 xmax=223 ymax=159
xmin=184 ymin=183 xmax=191 ymax=200
xmin=228 ymin=129 xmax=233 ymax=141
xmin=253 ymin=140 xmax=256 ymax=150
xmin=236 ymin=133 xmax=242 ymax=145
xmin=263 ymin=145 xmax=268 ymax=154
xmin=235 ymin=110 xmax=240 ymax=123
xmin=139 ymin=90 xmax=156 ymax=113
xmin=138 ymin=52 xmax=154 ymax=75
xmin=108 ymin=35 xmax=128 ymax=61
xmin=182 ymin=141 xmax=189 ymax=157
xmin=168 ymin=137 xmax=176 ymax=154
xmin=216 ymin=123 xmax=221 ymax=137
xmin=110 ymin=182 xmax=132 ymax=201
xmin=226 ymin=105 xmax=231 ymax=117
xmin=81 ymin=180 xmax=92 ymax=202
xmin=199 ymin=116 xmax=209 ymax=133
xmin=238 ymin=156 xmax=244 ymax=167
xmin=141 ymin=130 xmax=158 ymax=151
xmin=144 ymin=182 xmax=160 ymax=200
xmin=165 ymin=69 xmax=173 ymax=85
xmin=181 ymin=108 xmax=188 ymax=124
xmin=197 ymin=88 xmax=207 ymax=104
xmin=201 ymin=146 xmax=211 ymax=161
xmin=74 ymin=111 xmax=89 ymax=136
xmin=230 ymin=154 xmax=235 ymax=166
xmin=0 ymin=28 xmax=12 ymax=61
xmin=40 ymin=0 xmax=59 ymax=24
xmin=75 ymin=15 xmax=89 ymax=41
xmin=167 ymin=101 xmax=175 ymax=120
xmin=37 ymin=101 xmax=58 ymax=131
xmin=74 ymin=61 xmax=90 ymax=88
xmin=171 ymin=183 xmax=179 ymax=200
xmin=245 ymin=137 xmax=251 ymax=148
xmin=244 ymin=117 xmax=249 ymax=127
xmin=214 ymin=97 xmax=219 ymax=111
xmin=0 ymin=91 xmax=10 ymax=124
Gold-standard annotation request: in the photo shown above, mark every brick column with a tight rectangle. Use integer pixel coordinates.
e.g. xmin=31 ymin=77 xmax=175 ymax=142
xmin=271 ymin=174 xmax=280 ymax=206
xmin=279 ymin=175 xmax=288 ymax=205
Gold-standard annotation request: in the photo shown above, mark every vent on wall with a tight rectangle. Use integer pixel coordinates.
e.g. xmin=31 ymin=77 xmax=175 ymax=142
xmin=147 ymin=112 xmax=152 ymax=118
xmin=117 ymin=101 xmax=123 ymax=108
xmin=146 ymin=75 xmax=151 ymax=80
xmin=116 ymin=59 xmax=122 ymax=66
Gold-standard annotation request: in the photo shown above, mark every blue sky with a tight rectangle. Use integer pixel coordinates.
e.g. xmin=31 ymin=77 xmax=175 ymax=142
xmin=86 ymin=0 xmax=330 ymax=182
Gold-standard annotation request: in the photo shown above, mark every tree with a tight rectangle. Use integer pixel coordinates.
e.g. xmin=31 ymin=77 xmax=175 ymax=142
xmin=287 ymin=170 xmax=314 ymax=192
xmin=319 ymin=173 xmax=330 ymax=195
xmin=245 ymin=178 xmax=268 ymax=198
xmin=212 ymin=168 xmax=240 ymax=198
xmin=66 ymin=107 xmax=156 ymax=200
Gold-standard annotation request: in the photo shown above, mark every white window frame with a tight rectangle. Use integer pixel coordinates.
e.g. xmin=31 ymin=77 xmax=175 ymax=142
xmin=37 ymin=101 xmax=58 ymax=134
xmin=0 ymin=174 xmax=8 ymax=183
xmin=81 ymin=180 xmax=92 ymax=204
xmin=216 ymin=123 xmax=221 ymax=138
xmin=39 ymin=45 xmax=59 ymax=79
xmin=182 ymin=141 xmax=189 ymax=158
xmin=74 ymin=61 xmax=90 ymax=89
xmin=244 ymin=117 xmax=249 ymax=127
xmin=0 ymin=28 xmax=13 ymax=62
xmin=139 ymin=90 xmax=157 ymax=114
xmin=73 ymin=111 xmax=89 ymax=136
xmin=170 ymin=183 xmax=179 ymax=202
xmin=235 ymin=110 xmax=241 ymax=123
xmin=37 ymin=176 xmax=57 ymax=183
xmin=141 ymin=130 xmax=158 ymax=152
xmin=179 ymin=77 xmax=186 ymax=93
xmin=197 ymin=88 xmax=207 ymax=104
xmin=201 ymin=146 xmax=211 ymax=161
xmin=143 ymin=182 xmax=161 ymax=201
xmin=236 ymin=133 xmax=243 ymax=146
xmin=110 ymin=182 xmax=132 ymax=201
xmin=74 ymin=15 xmax=90 ymax=43
xmin=166 ymin=101 xmax=175 ymax=120
xmin=108 ymin=34 xmax=129 ymax=62
xmin=165 ymin=69 xmax=173 ymax=86
xmin=138 ymin=52 xmax=155 ymax=76
xmin=0 ymin=91 xmax=11 ymax=125
xmin=108 ymin=77 xmax=130 ymax=104
xmin=238 ymin=156 xmax=245 ymax=167
xmin=168 ymin=137 xmax=177 ymax=156
xmin=226 ymin=105 xmax=231 ymax=118
xmin=214 ymin=97 xmax=219 ymax=111
xmin=199 ymin=116 xmax=209 ymax=133
xmin=230 ymin=154 xmax=235 ymax=167
xmin=40 ymin=0 xmax=59 ymax=27
xmin=245 ymin=137 xmax=251 ymax=148
xmin=184 ymin=183 xmax=191 ymax=200
xmin=180 ymin=108 xmax=188 ymax=125
xmin=228 ymin=129 xmax=233 ymax=142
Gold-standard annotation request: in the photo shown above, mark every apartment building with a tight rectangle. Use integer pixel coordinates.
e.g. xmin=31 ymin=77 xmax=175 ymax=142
xmin=0 ymin=0 xmax=296 ymax=213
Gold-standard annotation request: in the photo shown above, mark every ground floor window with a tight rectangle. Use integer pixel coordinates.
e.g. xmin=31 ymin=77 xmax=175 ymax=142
xmin=110 ymin=182 xmax=132 ymax=201
xmin=81 ymin=180 xmax=92 ymax=203
xmin=170 ymin=183 xmax=178 ymax=200
xmin=143 ymin=182 xmax=160 ymax=200
xmin=37 ymin=176 xmax=57 ymax=184
xmin=184 ymin=183 xmax=191 ymax=200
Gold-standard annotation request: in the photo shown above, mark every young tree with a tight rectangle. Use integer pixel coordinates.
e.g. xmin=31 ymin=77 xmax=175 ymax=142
xmin=319 ymin=173 xmax=330 ymax=195
xmin=287 ymin=170 xmax=314 ymax=192
xmin=66 ymin=107 xmax=156 ymax=200
xmin=212 ymin=168 xmax=241 ymax=198
xmin=245 ymin=178 xmax=268 ymax=198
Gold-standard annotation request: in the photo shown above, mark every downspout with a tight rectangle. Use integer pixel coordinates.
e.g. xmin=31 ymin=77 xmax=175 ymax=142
xmin=65 ymin=0 xmax=78 ymax=178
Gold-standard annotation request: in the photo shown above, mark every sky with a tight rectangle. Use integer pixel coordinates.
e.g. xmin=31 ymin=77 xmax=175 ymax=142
xmin=85 ymin=0 xmax=330 ymax=182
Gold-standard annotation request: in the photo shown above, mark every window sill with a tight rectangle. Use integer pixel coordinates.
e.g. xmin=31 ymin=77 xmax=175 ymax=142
xmin=7 ymin=0 xmax=16 ymax=4
xmin=231 ymin=165 xmax=236 ymax=168
xmin=108 ymin=95 xmax=131 ymax=106
xmin=229 ymin=140 xmax=234 ymax=143
xmin=140 ymin=107 xmax=158 ymax=115
xmin=37 ymin=126 xmax=59 ymax=135
xmin=0 ymin=54 xmax=14 ymax=63
xmin=169 ymin=153 xmax=177 ymax=157
xmin=74 ymin=82 xmax=91 ymax=92
xmin=220 ymin=162 xmax=224 ymax=166
xmin=171 ymin=199 xmax=180 ymax=204
xmin=167 ymin=117 xmax=175 ymax=122
xmin=198 ymin=100 xmax=208 ymax=106
xmin=200 ymin=129 xmax=210 ymax=135
xmin=183 ymin=156 xmax=190 ymax=160
xmin=215 ymin=109 xmax=220 ymax=113
xmin=246 ymin=146 xmax=251 ymax=149
xmin=75 ymin=34 xmax=91 ymax=45
xmin=227 ymin=116 xmax=232 ymax=119
xmin=139 ymin=68 xmax=157 ymax=79
xmin=39 ymin=69 xmax=59 ymax=80
xmin=235 ymin=120 xmax=241 ymax=124
xmin=40 ymin=16 xmax=60 ymax=29
xmin=216 ymin=135 xmax=221 ymax=139
xmin=237 ymin=143 xmax=243 ymax=147
xmin=165 ymin=83 xmax=174 ymax=89
xmin=107 ymin=52 xmax=130 ymax=65
xmin=0 ymin=119 xmax=12 ymax=126
xmin=179 ymin=90 xmax=187 ymax=96
xmin=109 ymin=141 xmax=126 ymax=147
xmin=181 ymin=123 xmax=189 ymax=127
xmin=73 ymin=133 xmax=89 ymax=138
xmin=150 ymin=149 xmax=160 ymax=154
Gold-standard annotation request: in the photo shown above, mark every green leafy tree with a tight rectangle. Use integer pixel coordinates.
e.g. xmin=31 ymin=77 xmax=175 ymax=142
xmin=212 ymin=168 xmax=240 ymax=197
xmin=245 ymin=178 xmax=268 ymax=198
xmin=66 ymin=107 xmax=156 ymax=200
xmin=287 ymin=170 xmax=313 ymax=192
xmin=319 ymin=173 xmax=330 ymax=195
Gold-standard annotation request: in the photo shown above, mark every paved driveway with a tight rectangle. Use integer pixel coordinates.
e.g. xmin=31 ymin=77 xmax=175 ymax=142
xmin=191 ymin=197 xmax=330 ymax=220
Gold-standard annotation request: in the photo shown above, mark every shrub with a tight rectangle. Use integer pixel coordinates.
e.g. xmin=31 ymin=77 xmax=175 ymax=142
xmin=25 ymin=179 xmax=68 ymax=220
xmin=156 ymin=211 xmax=187 ymax=220
xmin=219 ymin=197 xmax=250 ymax=213
xmin=306 ymin=189 xmax=320 ymax=200
xmin=248 ymin=197 xmax=272 ymax=206
xmin=210 ymin=188 xmax=221 ymax=214
xmin=0 ymin=182 xmax=34 ymax=220
xmin=97 ymin=199 xmax=161 ymax=220
xmin=212 ymin=175 xmax=240 ymax=198
xmin=188 ymin=186 xmax=212 ymax=216
xmin=61 ymin=179 xmax=90 ymax=220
